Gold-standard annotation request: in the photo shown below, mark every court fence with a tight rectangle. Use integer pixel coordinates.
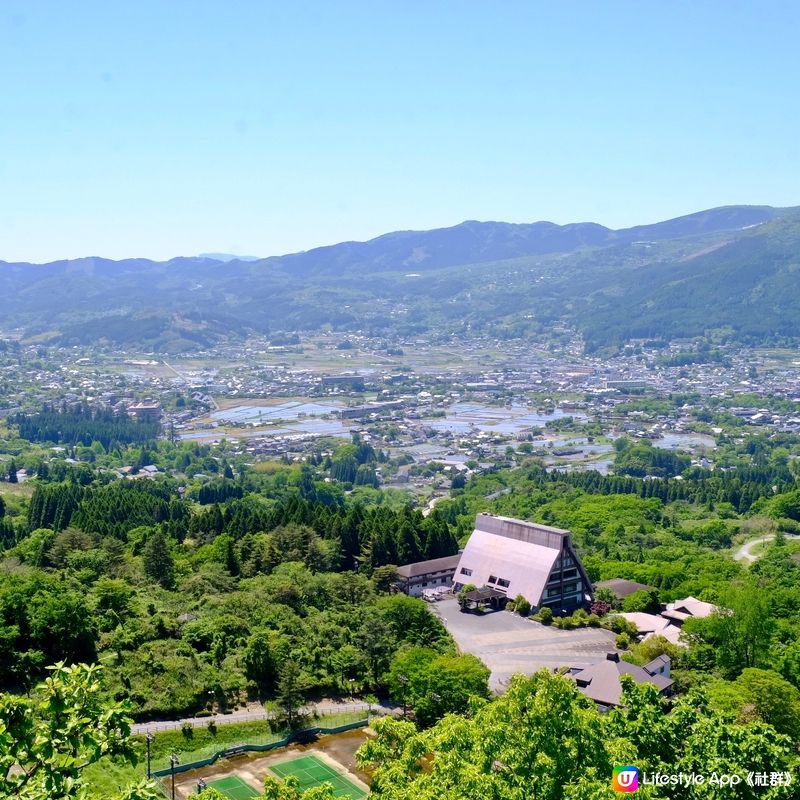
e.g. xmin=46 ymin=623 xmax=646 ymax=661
xmin=152 ymin=719 xmax=368 ymax=778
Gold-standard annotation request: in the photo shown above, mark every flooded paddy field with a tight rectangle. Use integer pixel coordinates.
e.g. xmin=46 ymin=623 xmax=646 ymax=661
xmin=211 ymin=400 xmax=344 ymax=424
xmin=428 ymin=402 xmax=583 ymax=435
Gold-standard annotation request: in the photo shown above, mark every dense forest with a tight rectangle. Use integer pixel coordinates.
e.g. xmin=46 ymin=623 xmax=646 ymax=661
xmin=12 ymin=406 xmax=160 ymax=449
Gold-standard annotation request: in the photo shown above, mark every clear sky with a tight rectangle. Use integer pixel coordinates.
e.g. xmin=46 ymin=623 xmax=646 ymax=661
xmin=1 ymin=1 xmax=799 ymax=263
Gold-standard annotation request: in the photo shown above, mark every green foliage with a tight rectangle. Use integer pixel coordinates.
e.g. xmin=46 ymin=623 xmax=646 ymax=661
xmin=708 ymin=668 xmax=800 ymax=741
xmin=27 ymin=482 xmax=86 ymax=531
xmin=456 ymin=583 xmax=477 ymax=610
xmin=359 ymin=670 xmax=800 ymax=799
xmin=683 ymin=580 xmax=776 ymax=676
xmin=535 ymin=605 xmax=553 ymax=624
xmin=197 ymin=479 xmax=244 ymax=505
xmin=262 ymin=775 xmax=335 ymax=800
xmin=12 ymin=406 xmax=159 ymax=449
xmin=142 ymin=528 xmax=175 ymax=588
xmin=277 ymin=659 xmax=307 ymax=728
xmin=0 ymin=662 xmax=160 ymax=800
xmin=767 ymin=489 xmax=800 ymax=521
xmin=621 ymin=588 xmax=661 ymax=614
xmin=243 ymin=629 xmax=280 ymax=696
xmin=513 ymin=594 xmax=530 ymax=617
xmin=613 ymin=439 xmax=691 ymax=478
xmin=386 ymin=647 xmax=490 ymax=727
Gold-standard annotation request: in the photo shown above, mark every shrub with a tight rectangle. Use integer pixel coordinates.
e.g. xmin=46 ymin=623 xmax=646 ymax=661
xmin=616 ymin=633 xmax=631 ymax=650
xmin=181 ymin=721 xmax=194 ymax=739
xmin=207 ymin=719 xmax=217 ymax=735
xmin=457 ymin=584 xmax=477 ymax=611
xmin=514 ymin=595 xmax=531 ymax=617
xmin=591 ymin=601 xmax=611 ymax=617
xmin=537 ymin=607 xmax=553 ymax=625
xmin=605 ymin=615 xmax=639 ymax=637
xmin=621 ymin=589 xmax=661 ymax=614
xmin=594 ymin=587 xmax=618 ymax=608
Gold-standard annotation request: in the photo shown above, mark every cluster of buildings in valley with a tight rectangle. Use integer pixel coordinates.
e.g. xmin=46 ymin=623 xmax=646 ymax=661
xmin=2 ymin=334 xmax=800 ymax=494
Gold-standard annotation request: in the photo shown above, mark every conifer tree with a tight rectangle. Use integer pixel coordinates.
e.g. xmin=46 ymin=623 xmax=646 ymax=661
xmin=142 ymin=528 xmax=174 ymax=588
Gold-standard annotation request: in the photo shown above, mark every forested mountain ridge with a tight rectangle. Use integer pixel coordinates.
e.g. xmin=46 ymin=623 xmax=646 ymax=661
xmin=1 ymin=204 xmax=798 ymax=351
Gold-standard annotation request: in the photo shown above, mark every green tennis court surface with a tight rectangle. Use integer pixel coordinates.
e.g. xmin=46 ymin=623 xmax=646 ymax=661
xmin=207 ymin=775 xmax=261 ymax=799
xmin=269 ymin=754 xmax=367 ymax=798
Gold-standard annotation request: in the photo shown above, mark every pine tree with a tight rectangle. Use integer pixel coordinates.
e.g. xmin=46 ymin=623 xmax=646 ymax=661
xmin=142 ymin=528 xmax=174 ymax=588
xmin=277 ymin=659 xmax=304 ymax=728
xmin=396 ymin=522 xmax=422 ymax=565
xmin=224 ymin=536 xmax=240 ymax=576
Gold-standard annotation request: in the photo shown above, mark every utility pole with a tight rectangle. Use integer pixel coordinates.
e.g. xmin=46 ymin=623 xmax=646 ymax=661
xmin=398 ymin=674 xmax=408 ymax=719
xmin=146 ymin=731 xmax=154 ymax=779
xmin=170 ymin=753 xmax=179 ymax=800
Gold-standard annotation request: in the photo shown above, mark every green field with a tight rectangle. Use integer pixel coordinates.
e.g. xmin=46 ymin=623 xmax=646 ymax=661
xmin=270 ymin=755 xmax=367 ymax=799
xmin=207 ymin=775 xmax=261 ymax=799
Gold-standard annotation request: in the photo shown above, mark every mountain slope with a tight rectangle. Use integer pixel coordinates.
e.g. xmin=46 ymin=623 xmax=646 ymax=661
xmin=579 ymin=214 xmax=800 ymax=347
xmin=1 ymin=205 xmax=798 ymax=351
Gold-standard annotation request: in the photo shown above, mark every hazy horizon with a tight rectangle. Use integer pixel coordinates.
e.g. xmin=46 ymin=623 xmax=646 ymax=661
xmin=2 ymin=201 xmax=794 ymax=265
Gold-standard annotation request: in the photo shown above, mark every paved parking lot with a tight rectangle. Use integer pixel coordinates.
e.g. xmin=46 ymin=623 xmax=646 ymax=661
xmin=432 ymin=597 xmax=618 ymax=691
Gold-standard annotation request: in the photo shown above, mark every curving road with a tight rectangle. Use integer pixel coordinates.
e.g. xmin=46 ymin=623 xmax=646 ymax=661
xmin=734 ymin=534 xmax=800 ymax=563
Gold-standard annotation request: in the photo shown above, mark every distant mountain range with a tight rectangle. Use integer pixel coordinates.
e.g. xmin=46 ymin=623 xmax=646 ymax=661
xmin=1 ymin=204 xmax=799 ymax=352
xmin=198 ymin=253 xmax=260 ymax=262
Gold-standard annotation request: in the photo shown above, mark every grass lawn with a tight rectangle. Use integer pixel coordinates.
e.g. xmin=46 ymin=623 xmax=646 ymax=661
xmin=0 ymin=482 xmax=35 ymax=499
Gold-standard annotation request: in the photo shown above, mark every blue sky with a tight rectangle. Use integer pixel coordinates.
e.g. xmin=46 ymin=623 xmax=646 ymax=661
xmin=1 ymin=1 xmax=798 ymax=262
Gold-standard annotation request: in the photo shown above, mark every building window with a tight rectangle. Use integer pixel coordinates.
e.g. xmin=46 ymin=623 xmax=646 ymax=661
xmin=488 ymin=575 xmax=498 ymax=584
xmin=460 ymin=567 xmax=472 ymax=576
xmin=497 ymin=578 xmax=510 ymax=588
xmin=562 ymin=568 xmax=578 ymax=579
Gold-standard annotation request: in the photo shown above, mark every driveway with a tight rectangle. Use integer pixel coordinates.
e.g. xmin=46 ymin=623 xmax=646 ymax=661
xmin=432 ymin=597 xmax=618 ymax=692
xmin=734 ymin=534 xmax=800 ymax=563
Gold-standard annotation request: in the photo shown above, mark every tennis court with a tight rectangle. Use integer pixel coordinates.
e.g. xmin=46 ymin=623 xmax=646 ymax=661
xmin=207 ymin=775 xmax=261 ymax=799
xmin=269 ymin=754 xmax=368 ymax=798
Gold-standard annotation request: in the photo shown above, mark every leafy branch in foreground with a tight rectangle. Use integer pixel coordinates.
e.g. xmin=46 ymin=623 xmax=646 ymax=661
xmin=0 ymin=662 xmax=161 ymax=800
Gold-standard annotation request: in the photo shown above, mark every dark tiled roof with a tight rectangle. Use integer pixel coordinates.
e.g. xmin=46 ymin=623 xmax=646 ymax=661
xmin=465 ymin=586 xmax=507 ymax=602
xmin=595 ymin=578 xmax=653 ymax=599
xmin=571 ymin=653 xmax=673 ymax=707
xmin=396 ymin=554 xmax=461 ymax=579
